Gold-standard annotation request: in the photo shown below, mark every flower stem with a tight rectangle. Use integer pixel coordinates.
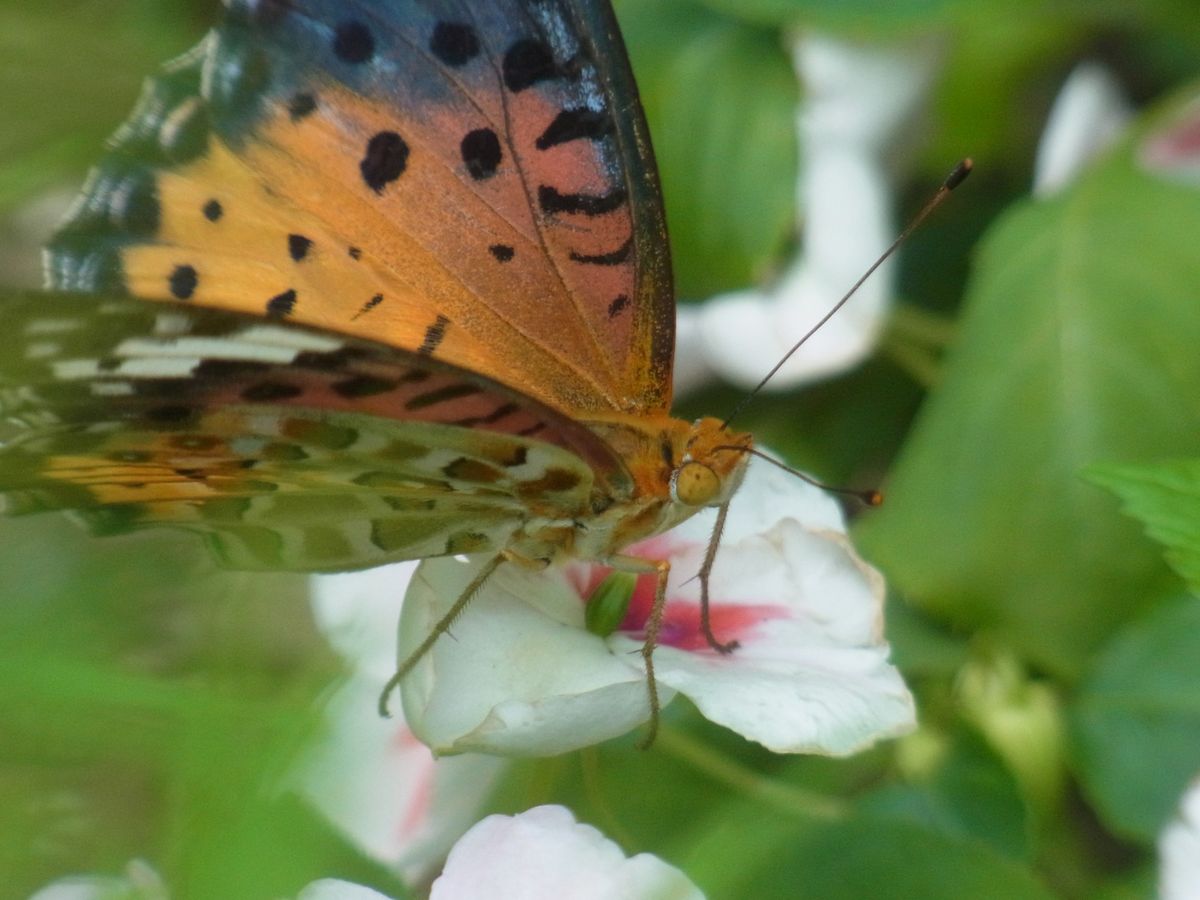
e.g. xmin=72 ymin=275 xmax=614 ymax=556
xmin=655 ymin=727 xmax=850 ymax=821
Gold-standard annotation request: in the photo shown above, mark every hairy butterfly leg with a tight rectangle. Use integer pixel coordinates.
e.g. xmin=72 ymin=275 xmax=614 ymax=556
xmin=698 ymin=501 xmax=739 ymax=654
xmin=605 ymin=554 xmax=672 ymax=750
xmin=377 ymin=552 xmax=506 ymax=718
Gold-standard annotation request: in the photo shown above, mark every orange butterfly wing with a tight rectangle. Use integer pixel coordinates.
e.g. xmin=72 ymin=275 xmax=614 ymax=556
xmin=47 ymin=0 xmax=674 ymax=416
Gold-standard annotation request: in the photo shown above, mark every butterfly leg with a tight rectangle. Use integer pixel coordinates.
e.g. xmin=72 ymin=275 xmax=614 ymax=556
xmin=604 ymin=554 xmax=672 ymax=750
xmin=698 ymin=501 xmax=739 ymax=654
xmin=377 ymin=553 xmax=506 ymax=717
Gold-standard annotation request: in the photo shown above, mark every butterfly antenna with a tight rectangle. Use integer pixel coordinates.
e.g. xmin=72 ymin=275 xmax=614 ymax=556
xmin=722 ymin=158 xmax=974 ymax=430
xmin=715 ymin=445 xmax=881 ymax=507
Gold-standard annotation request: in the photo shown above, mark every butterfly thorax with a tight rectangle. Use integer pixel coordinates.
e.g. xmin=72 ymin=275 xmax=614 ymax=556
xmin=525 ymin=413 xmax=753 ymax=562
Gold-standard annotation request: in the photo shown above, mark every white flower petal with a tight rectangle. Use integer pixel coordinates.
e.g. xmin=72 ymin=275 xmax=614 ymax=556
xmin=1033 ymin=63 xmax=1130 ymax=196
xmin=610 ymin=506 xmax=912 ymax=755
xmin=675 ymin=35 xmax=939 ymax=395
xmin=311 ymin=561 xmax=417 ymax=683
xmin=296 ymin=672 xmax=504 ymax=877
xmin=400 ymin=558 xmax=672 ymax=756
xmin=305 ymin=563 xmax=503 ymax=878
xmin=296 ymin=880 xmax=394 ymax=900
xmin=430 ymin=805 xmax=704 ymax=900
xmin=1160 ymin=778 xmax=1200 ymax=900
xmin=29 ymin=861 xmax=166 ymax=900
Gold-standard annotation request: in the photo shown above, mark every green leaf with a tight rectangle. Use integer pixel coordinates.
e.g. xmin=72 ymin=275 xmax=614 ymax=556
xmin=0 ymin=2 xmax=205 ymax=212
xmin=696 ymin=0 xmax=967 ymax=29
xmin=856 ymin=112 xmax=1200 ymax=678
xmin=737 ymin=815 xmax=1053 ymax=899
xmin=1069 ymin=596 xmax=1200 ymax=842
xmin=617 ymin=0 xmax=797 ymax=297
xmin=862 ymin=733 xmax=1031 ymax=861
xmin=1086 ymin=459 xmax=1200 ymax=594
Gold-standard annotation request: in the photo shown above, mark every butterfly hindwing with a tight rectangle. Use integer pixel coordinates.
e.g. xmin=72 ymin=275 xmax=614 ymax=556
xmin=0 ymin=292 xmax=632 ymax=570
xmin=46 ymin=0 xmax=674 ymax=416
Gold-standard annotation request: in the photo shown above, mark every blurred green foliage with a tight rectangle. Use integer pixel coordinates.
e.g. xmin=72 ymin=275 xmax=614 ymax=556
xmin=2 ymin=0 xmax=1200 ymax=897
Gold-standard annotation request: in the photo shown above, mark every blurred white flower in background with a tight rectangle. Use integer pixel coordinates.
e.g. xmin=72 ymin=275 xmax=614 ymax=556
xmin=296 ymin=805 xmax=704 ymax=900
xmin=428 ymin=805 xmax=703 ymax=900
xmin=673 ymin=34 xmax=940 ymax=395
xmin=300 ymin=561 xmax=505 ymax=881
xmin=1034 ymin=63 xmax=1131 ymax=196
xmin=1159 ymin=778 xmax=1200 ymax=900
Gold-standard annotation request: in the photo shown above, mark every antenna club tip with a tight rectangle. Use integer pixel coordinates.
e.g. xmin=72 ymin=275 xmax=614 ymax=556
xmin=946 ymin=158 xmax=974 ymax=191
xmin=863 ymin=489 xmax=884 ymax=507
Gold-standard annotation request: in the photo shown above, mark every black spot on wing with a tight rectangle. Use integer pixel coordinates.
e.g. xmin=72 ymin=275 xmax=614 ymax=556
xmin=405 ymin=383 xmax=480 ymax=410
xmin=361 ymin=131 xmax=409 ymax=193
xmin=570 ymin=237 xmax=632 ymax=266
xmin=503 ymin=39 xmax=558 ymax=92
xmin=536 ymin=108 xmax=613 ymax=151
xmin=538 ymin=185 xmax=626 ymax=216
xmin=348 ymin=246 xmax=363 ymax=260
xmin=451 ymin=402 xmax=519 ymax=428
xmin=144 ymin=404 xmax=195 ymax=426
xmin=430 ymin=22 xmax=480 ymax=67
xmin=288 ymin=92 xmax=317 ymax=121
xmin=194 ymin=358 xmax=271 ymax=379
xmin=288 ymin=233 xmax=313 ymax=261
xmin=203 ymin=199 xmax=223 ymax=222
xmin=241 ymin=381 xmax=303 ymax=402
xmin=333 ymin=21 xmax=375 ymax=64
xmin=169 ymin=264 xmax=198 ymax=299
xmin=331 ymin=375 xmax=398 ymax=398
xmin=489 ymin=244 xmax=515 ymax=262
xmin=352 ymin=293 xmax=384 ymax=320
xmin=418 ymin=315 xmax=451 ymax=356
xmin=461 ymin=129 xmax=502 ymax=180
xmin=607 ymin=295 xmax=629 ymax=318
xmin=266 ymin=289 xmax=297 ymax=317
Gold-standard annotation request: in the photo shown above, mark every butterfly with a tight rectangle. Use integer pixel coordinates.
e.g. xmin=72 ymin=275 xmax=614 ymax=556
xmin=0 ymin=0 xmax=753 ymax=742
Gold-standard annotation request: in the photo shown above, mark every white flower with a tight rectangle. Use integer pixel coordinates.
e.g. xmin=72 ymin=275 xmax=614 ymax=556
xmin=399 ymin=455 xmax=915 ymax=757
xmin=429 ymin=805 xmax=703 ymax=900
xmin=674 ymin=34 xmax=939 ymax=394
xmin=300 ymin=563 xmax=504 ymax=880
xmin=1033 ymin=63 xmax=1131 ymax=196
xmin=1159 ymin=778 xmax=1200 ymax=900
xmin=28 ymin=860 xmax=166 ymax=900
xmin=296 ymin=881 xmax=393 ymax=900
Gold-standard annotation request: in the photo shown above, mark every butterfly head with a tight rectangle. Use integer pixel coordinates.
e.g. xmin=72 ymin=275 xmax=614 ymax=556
xmin=670 ymin=417 xmax=753 ymax=508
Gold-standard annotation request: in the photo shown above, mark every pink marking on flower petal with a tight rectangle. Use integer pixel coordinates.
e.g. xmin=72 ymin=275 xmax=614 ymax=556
xmin=1143 ymin=103 xmax=1200 ymax=168
xmin=389 ymin=725 xmax=436 ymax=842
xmin=616 ymin=571 xmax=789 ymax=652
xmin=569 ymin=533 xmax=786 ymax=651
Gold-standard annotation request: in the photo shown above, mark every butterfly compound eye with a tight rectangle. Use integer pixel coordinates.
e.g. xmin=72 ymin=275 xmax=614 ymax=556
xmin=671 ymin=461 xmax=721 ymax=507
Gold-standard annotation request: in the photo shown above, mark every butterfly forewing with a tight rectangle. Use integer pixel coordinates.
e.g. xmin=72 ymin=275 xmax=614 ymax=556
xmin=47 ymin=0 xmax=673 ymax=417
